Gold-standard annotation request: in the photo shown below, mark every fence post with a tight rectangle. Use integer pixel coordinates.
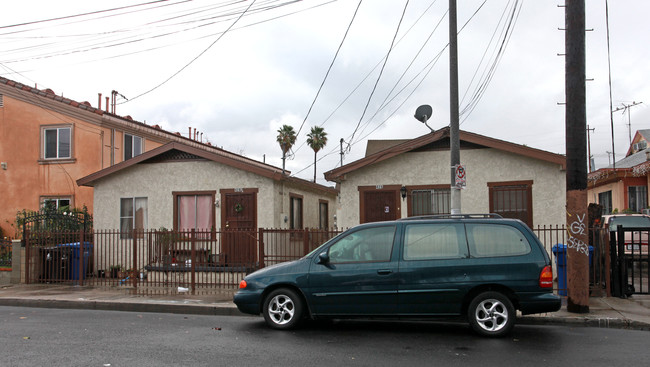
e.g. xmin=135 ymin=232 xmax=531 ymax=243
xmin=303 ymin=228 xmax=309 ymax=256
xmin=191 ymin=229 xmax=196 ymax=292
xmin=258 ymin=228 xmax=265 ymax=269
xmin=25 ymin=229 xmax=30 ymax=284
xmin=132 ymin=229 xmax=138 ymax=289
xmin=79 ymin=230 xmax=85 ymax=286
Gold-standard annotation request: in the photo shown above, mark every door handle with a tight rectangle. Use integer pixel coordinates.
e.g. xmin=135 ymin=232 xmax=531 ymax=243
xmin=377 ymin=269 xmax=393 ymax=275
xmin=225 ymin=221 xmax=229 ymax=228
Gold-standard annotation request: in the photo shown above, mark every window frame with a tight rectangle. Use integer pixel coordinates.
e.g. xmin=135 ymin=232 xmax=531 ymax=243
xmin=290 ymin=193 xmax=303 ymax=230
xmin=120 ymin=197 xmax=148 ymax=239
xmin=406 ymin=185 xmax=451 ymax=217
xmin=628 ymin=186 xmax=648 ymax=213
xmin=487 ymin=180 xmax=533 ymax=228
xmin=41 ymin=125 xmax=73 ymax=161
xmin=172 ymin=191 xmax=216 ymax=236
xmin=318 ymin=200 xmax=329 ymax=229
xmin=124 ymin=133 xmax=143 ymax=161
xmin=41 ymin=197 xmax=72 ymax=210
xmin=598 ymin=190 xmax=612 ymax=215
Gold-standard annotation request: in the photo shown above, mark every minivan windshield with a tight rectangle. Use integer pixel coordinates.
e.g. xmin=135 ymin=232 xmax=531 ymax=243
xmin=608 ymin=216 xmax=650 ymax=231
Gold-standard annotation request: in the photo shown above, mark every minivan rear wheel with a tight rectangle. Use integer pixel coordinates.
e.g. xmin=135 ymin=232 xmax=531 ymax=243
xmin=262 ymin=288 xmax=303 ymax=330
xmin=468 ymin=291 xmax=515 ymax=337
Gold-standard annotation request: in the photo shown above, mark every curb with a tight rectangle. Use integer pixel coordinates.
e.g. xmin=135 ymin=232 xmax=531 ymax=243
xmin=3 ymin=298 xmax=650 ymax=331
xmin=518 ymin=314 xmax=650 ymax=331
xmin=0 ymin=298 xmax=246 ymax=317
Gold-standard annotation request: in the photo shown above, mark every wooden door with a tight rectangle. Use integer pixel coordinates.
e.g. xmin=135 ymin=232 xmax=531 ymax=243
xmin=221 ymin=192 xmax=257 ymax=266
xmin=363 ymin=190 xmax=399 ymax=223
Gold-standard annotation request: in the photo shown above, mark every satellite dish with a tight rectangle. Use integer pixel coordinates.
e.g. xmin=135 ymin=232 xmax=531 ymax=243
xmin=414 ymin=105 xmax=432 ymax=123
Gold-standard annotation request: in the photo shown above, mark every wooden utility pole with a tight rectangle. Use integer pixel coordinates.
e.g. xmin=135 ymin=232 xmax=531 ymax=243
xmin=565 ymin=0 xmax=589 ymax=313
xmin=449 ymin=0 xmax=461 ymax=214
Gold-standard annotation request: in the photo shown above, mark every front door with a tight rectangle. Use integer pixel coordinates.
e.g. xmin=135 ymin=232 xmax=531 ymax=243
xmin=362 ymin=190 xmax=400 ymax=223
xmin=221 ymin=190 xmax=257 ymax=266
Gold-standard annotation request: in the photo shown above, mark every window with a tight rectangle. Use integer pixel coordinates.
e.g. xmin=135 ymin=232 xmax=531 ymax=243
xmin=466 ymin=223 xmax=531 ymax=257
xmin=124 ymin=134 xmax=143 ymax=160
xmin=319 ymin=200 xmax=329 ymax=229
xmin=290 ymin=195 xmax=303 ymax=230
xmin=488 ymin=181 xmax=533 ymax=228
xmin=120 ymin=197 xmax=148 ymax=238
xmin=404 ymin=223 xmax=467 ymax=260
xmin=598 ymin=191 xmax=612 ymax=215
xmin=628 ymin=186 xmax=648 ymax=213
xmin=411 ymin=188 xmax=450 ymax=216
xmin=177 ymin=194 xmax=213 ymax=232
xmin=328 ymin=226 xmax=395 ymax=263
xmin=41 ymin=197 xmax=71 ymax=210
xmin=43 ymin=126 xmax=71 ymax=159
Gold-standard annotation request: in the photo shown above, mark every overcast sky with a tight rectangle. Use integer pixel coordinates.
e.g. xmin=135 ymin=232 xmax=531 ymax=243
xmin=2 ymin=0 xmax=648 ymax=185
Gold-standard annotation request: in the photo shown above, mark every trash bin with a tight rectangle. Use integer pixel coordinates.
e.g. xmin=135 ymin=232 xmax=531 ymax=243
xmin=57 ymin=242 xmax=93 ymax=281
xmin=40 ymin=246 xmax=71 ymax=282
xmin=552 ymin=244 xmax=593 ymax=296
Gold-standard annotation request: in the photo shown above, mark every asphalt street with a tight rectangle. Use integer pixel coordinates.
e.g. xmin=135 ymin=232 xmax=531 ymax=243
xmin=2 ymin=306 xmax=650 ymax=367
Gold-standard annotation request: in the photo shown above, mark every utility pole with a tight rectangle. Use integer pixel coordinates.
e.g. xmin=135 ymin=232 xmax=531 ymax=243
xmin=613 ymin=101 xmax=643 ymax=145
xmin=587 ymin=125 xmax=595 ymax=172
xmin=565 ymin=0 xmax=589 ymax=313
xmin=449 ymin=0 xmax=461 ymax=215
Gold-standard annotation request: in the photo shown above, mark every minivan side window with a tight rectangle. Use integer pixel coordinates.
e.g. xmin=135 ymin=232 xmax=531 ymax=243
xmin=403 ymin=223 xmax=467 ymax=260
xmin=328 ymin=226 xmax=395 ymax=263
xmin=466 ymin=223 xmax=531 ymax=257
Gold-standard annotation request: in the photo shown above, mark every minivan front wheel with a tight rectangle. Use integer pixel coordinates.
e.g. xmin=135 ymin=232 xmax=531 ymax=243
xmin=468 ymin=291 xmax=515 ymax=337
xmin=263 ymin=288 xmax=303 ymax=330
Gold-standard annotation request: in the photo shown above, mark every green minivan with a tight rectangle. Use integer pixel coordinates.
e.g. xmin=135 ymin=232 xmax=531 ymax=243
xmin=233 ymin=214 xmax=561 ymax=337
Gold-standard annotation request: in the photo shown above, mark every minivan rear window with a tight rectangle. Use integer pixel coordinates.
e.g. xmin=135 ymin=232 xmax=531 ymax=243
xmin=403 ymin=223 xmax=468 ymax=260
xmin=466 ymin=223 xmax=530 ymax=257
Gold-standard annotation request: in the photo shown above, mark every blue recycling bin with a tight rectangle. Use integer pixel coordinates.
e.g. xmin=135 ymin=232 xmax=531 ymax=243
xmin=57 ymin=242 xmax=93 ymax=281
xmin=552 ymin=244 xmax=593 ymax=296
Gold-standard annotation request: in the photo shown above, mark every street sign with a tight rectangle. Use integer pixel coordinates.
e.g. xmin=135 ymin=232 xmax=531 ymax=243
xmin=455 ymin=164 xmax=466 ymax=189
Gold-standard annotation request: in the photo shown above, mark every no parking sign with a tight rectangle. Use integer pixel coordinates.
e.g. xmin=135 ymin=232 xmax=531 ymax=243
xmin=454 ymin=164 xmax=466 ymax=189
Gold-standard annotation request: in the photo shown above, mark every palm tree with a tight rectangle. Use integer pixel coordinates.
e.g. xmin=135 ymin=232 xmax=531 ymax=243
xmin=306 ymin=126 xmax=328 ymax=182
xmin=276 ymin=124 xmax=297 ymax=175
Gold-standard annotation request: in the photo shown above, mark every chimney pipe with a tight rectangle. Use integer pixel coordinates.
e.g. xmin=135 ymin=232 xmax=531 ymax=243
xmin=194 ymin=128 xmax=197 ymax=140
xmin=188 ymin=127 xmax=192 ymax=139
xmin=98 ymin=93 xmax=102 ymax=110
xmin=105 ymin=97 xmax=109 ymax=112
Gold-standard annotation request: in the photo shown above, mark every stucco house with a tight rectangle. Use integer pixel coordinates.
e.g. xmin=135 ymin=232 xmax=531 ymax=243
xmin=77 ymin=141 xmax=337 ymax=233
xmin=325 ymin=127 xmax=567 ymax=229
xmin=0 ymin=76 xmax=214 ymax=237
xmin=588 ymin=129 xmax=650 ymax=214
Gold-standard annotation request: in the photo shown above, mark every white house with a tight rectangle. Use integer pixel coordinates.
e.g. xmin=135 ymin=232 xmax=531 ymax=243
xmin=325 ymin=127 xmax=567 ymax=229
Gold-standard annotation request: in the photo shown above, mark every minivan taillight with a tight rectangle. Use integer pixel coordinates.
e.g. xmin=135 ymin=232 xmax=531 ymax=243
xmin=539 ymin=265 xmax=553 ymax=288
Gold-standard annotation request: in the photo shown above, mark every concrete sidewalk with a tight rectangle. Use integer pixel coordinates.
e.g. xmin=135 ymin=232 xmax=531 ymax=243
xmin=1 ymin=284 xmax=650 ymax=331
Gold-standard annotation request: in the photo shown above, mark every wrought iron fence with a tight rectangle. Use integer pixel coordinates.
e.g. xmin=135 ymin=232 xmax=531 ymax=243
xmin=22 ymin=225 xmax=609 ymax=296
xmin=24 ymin=228 xmax=343 ymax=290
xmin=0 ymin=238 xmax=11 ymax=268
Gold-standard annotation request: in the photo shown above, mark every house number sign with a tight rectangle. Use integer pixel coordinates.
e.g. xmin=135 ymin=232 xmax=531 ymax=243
xmin=376 ymin=185 xmax=383 ymax=189
xmin=234 ymin=188 xmax=244 ymax=193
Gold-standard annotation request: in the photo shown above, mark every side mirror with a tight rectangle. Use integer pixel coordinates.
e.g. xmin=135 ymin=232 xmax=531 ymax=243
xmin=317 ymin=252 xmax=330 ymax=264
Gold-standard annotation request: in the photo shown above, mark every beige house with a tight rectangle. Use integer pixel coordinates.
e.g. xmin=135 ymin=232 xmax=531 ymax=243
xmin=78 ymin=141 xmax=337 ymax=232
xmin=325 ymin=127 xmax=567 ymax=229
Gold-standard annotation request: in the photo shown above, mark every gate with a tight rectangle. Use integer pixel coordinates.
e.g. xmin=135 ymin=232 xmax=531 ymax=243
xmin=21 ymin=209 xmax=93 ymax=284
xmin=610 ymin=226 xmax=650 ymax=296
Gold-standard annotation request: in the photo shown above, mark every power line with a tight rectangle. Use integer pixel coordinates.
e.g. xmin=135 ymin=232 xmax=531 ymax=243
xmin=121 ymin=0 xmax=258 ymax=104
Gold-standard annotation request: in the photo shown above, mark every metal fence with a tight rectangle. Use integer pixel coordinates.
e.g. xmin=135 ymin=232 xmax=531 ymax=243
xmin=0 ymin=238 xmax=11 ymax=268
xmin=533 ymin=225 xmax=610 ymax=297
xmin=23 ymin=225 xmax=609 ymax=296
xmin=24 ymin=228 xmax=343 ymax=291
